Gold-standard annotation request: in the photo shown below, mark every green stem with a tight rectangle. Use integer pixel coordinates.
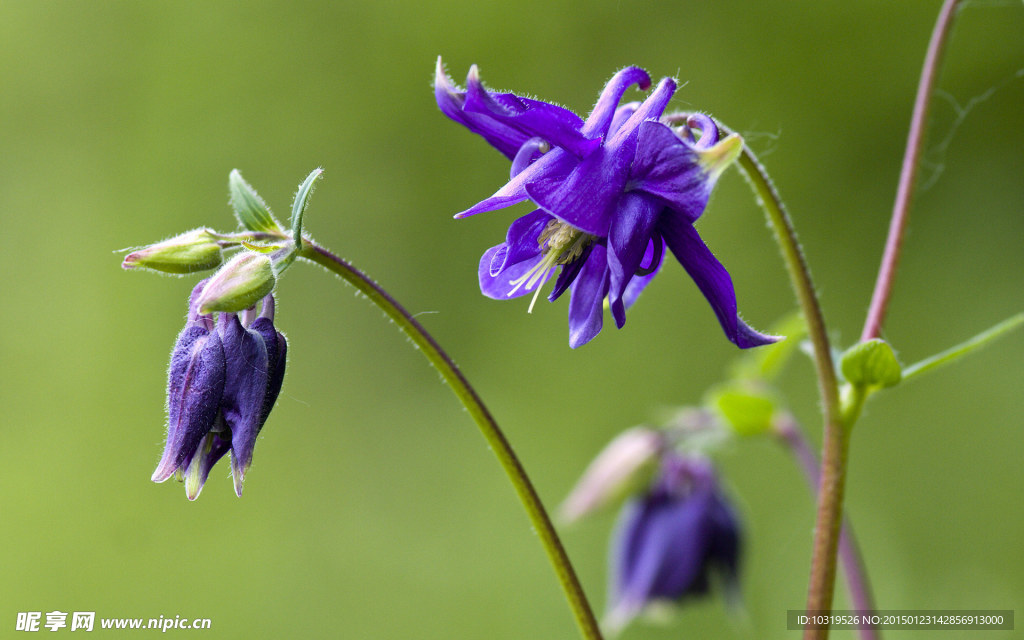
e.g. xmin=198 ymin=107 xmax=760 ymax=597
xmin=298 ymin=240 xmax=604 ymax=640
xmin=902 ymin=312 xmax=1024 ymax=382
xmin=861 ymin=0 xmax=965 ymax=342
xmin=775 ymin=415 xmax=879 ymax=640
xmin=723 ymin=127 xmax=845 ymax=640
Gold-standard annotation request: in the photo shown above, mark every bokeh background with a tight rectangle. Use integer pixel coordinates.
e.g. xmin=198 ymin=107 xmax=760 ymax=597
xmin=1 ymin=1 xmax=1021 ymax=638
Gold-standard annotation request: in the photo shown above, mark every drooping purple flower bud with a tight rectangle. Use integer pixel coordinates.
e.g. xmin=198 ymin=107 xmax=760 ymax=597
xmin=151 ymin=280 xmax=287 ymax=499
xmin=606 ymin=454 xmax=740 ymax=633
xmin=151 ymin=279 xmax=227 ymax=484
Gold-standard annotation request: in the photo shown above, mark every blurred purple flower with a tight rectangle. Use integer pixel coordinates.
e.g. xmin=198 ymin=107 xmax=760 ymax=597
xmin=151 ymin=279 xmax=287 ymax=499
xmin=436 ymin=58 xmax=776 ymax=348
xmin=607 ymin=454 xmax=740 ymax=632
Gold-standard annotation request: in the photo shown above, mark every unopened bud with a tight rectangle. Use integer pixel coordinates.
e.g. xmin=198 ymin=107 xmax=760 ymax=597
xmin=559 ymin=426 xmax=664 ymax=525
xmin=197 ymin=251 xmax=276 ymax=314
xmin=122 ymin=228 xmax=223 ymax=274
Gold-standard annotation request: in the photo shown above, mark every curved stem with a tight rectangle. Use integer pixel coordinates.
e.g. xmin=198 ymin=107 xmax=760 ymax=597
xmin=298 ymin=240 xmax=603 ymax=640
xmin=861 ymin=0 xmax=964 ymax=342
xmin=776 ymin=416 xmax=879 ymax=640
xmin=722 ymin=126 xmax=845 ymax=640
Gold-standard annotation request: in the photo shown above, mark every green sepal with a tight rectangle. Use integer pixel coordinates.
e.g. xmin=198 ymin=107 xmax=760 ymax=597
xmin=229 ymin=169 xmax=282 ymax=233
xmin=840 ymin=339 xmax=902 ymax=390
xmin=707 ymin=381 xmax=778 ymax=437
xmin=291 ymin=168 xmax=323 ymax=246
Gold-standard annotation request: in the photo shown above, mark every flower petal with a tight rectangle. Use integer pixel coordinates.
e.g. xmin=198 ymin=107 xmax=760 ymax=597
xmin=434 ymin=58 xmax=530 ymax=160
xmin=621 ymin=236 xmax=665 ymax=309
xmin=631 ymin=121 xmax=710 ymax=222
xmin=479 ymin=245 xmax=549 ymax=299
xmin=581 ymin=67 xmax=651 ymax=138
xmin=499 ymin=209 xmax=552 ymax=270
xmin=606 ymin=77 xmax=677 ymax=148
xmin=608 ymin=102 xmax=640 ymax=136
xmin=525 ymin=146 xmax=630 ymax=236
xmin=660 ymin=218 xmax=778 ymax=348
xmin=152 ymin=326 xmax=226 ymax=483
xmin=567 ymin=244 xmax=610 ymax=348
xmin=525 ymin=79 xmax=677 ymax=236
xmin=607 ymin=192 xmax=660 ymax=327
xmin=218 ymin=313 xmax=270 ymax=496
xmin=182 ymin=422 xmax=231 ymax=501
xmin=548 ymin=243 xmax=594 ymax=302
xmin=455 ymin=148 xmax=573 ymax=218
xmin=464 ymin=66 xmax=598 ymax=159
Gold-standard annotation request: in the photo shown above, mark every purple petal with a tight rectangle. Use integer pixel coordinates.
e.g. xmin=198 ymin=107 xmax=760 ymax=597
xmin=152 ymin=326 xmax=226 ymax=482
xmin=685 ymin=113 xmax=720 ymax=149
xmin=479 ymin=245 xmax=549 ymax=299
xmin=510 ymin=138 xmax=549 ymax=179
xmin=621 ymin=236 xmax=665 ymax=309
xmin=548 ymin=242 xmax=594 ymax=302
xmin=631 ymin=121 xmax=710 ymax=222
xmin=581 ymin=67 xmax=651 ymax=138
xmin=182 ymin=421 xmax=231 ymax=500
xmin=434 ymin=58 xmax=530 ymax=160
xmin=605 ymin=77 xmax=677 ymax=148
xmin=567 ymin=245 xmax=610 ymax=348
xmin=218 ymin=313 xmax=270 ymax=496
xmin=608 ymin=102 xmax=640 ymax=136
xmin=250 ymin=317 xmax=287 ymax=424
xmin=524 ymin=146 xmax=631 ymax=237
xmin=455 ymin=148 xmax=573 ymax=219
xmin=497 ymin=210 xmax=552 ymax=272
xmin=607 ymin=192 xmax=660 ymax=327
xmin=523 ymin=79 xmax=677 ymax=237
xmin=660 ymin=218 xmax=778 ymax=348
xmin=464 ymin=66 xmax=598 ymax=159
xmin=642 ymin=490 xmax=717 ymax=600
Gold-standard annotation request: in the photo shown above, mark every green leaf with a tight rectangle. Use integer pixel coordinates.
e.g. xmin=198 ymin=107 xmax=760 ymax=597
xmin=707 ymin=382 xmax=778 ymax=437
xmin=229 ymin=169 xmax=281 ymax=233
xmin=291 ymin=168 xmax=323 ymax=246
xmin=840 ymin=339 xmax=902 ymax=389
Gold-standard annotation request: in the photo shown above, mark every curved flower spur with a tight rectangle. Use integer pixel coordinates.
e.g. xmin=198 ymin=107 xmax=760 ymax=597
xmin=152 ymin=278 xmax=287 ymax=500
xmin=436 ymin=58 xmax=777 ymax=348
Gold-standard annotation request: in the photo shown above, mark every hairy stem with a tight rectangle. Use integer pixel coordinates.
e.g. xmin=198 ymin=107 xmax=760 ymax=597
xmin=861 ymin=0 xmax=965 ymax=341
xmin=724 ymin=128 xmax=845 ymax=640
xmin=776 ymin=416 xmax=879 ymax=640
xmin=299 ymin=241 xmax=603 ymax=640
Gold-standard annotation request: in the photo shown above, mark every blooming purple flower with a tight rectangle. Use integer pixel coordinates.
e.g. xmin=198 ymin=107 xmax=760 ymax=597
xmin=606 ymin=454 xmax=740 ymax=632
xmin=151 ymin=278 xmax=287 ymax=499
xmin=436 ymin=58 xmax=777 ymax=348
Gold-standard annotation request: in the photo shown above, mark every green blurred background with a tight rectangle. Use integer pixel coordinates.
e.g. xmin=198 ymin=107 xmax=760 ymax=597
xmin=1 ymin=1 xmax=1021 ymax=638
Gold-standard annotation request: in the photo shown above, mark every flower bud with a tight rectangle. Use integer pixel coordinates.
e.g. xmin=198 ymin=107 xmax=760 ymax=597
xmin=606 ymin=454 xmax=740 ymax=633
xmin=196 ymin=251 xmax=276 ymax=314
xmin=122 ymin=228 xmax=223 ymax=274
xmin=152 ymin=282 xmax=288 ymax=499
xmin=152 ymin=280 xmax=227 ymax=485
xmin=559 ymin=427 xmax=663 ymax=525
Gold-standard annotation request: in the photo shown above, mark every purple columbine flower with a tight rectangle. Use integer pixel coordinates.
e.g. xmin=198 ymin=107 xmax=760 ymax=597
xmin=151 ymin=279 xmax=287 ymax=499
xmin=606 ymin=454 xmax=740 ymax=632
xmin=436 ymin=58 xmax=777 ymax=348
